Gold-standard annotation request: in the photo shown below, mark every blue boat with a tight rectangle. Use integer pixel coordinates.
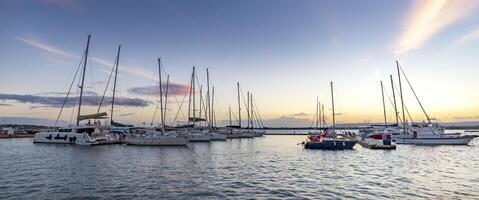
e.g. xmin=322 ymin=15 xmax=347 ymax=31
xmin=303 ymin=82 xmax=357 ymax=150
xmin=304 ymin=139 xmax=357 ymax=150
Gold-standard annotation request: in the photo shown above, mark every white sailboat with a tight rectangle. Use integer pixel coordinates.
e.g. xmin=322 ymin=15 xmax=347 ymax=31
xmin=357 ymin=81 xmax=396 ymax=149
xmin=33 ymin=35 xmax=110 ymax=145
xmin=126 ymin=58 xmax=188 ymax=146
xmin=393 ymin=61 xmax=478 ymax=145
xmin=186 ymin=67 xmax=212 ymax=142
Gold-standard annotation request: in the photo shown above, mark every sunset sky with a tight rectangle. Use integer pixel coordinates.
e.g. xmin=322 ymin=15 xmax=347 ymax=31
xmin=1 ymin=0 xmax=479 ymax=127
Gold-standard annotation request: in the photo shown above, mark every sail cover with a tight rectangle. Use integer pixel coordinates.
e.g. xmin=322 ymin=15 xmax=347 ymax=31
xmin=78 ymin=112 xmax=108 ymax=121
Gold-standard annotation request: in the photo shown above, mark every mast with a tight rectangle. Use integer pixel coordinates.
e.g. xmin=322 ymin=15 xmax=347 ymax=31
xmin=192 ymin=67 xmax=196 ymax=127
xmin=199 ymin=85 xmax=203 ymax=126
xmin=77 ymin=34 xmax=91 ymax=126
xmin=318 ymin=101 xmax=322 ymax=128
xmin=247 ymin=91 xmax=250 ymax=130
xmin=158 ymin=58 xmax=164 ymax=133
xmin=237 ymin=82 xmax=241 ymax=128
xmin=315 ymin=97 xmax=319 ymax=128
xmin=110 ymin=45 xmax=121 ymax=125
xmin=397 ymin=61 xmax=407 ymax=134
xmin=187 ymin=68 xmax=193 ymax=128
xmin=164 ymin=75 xmax=170 ymax=129
xmin=381 ymin=81 xmax=387 ymax=127
xmin=213 ymin=86 xmax=217 ymax=127
xmin=390 ymin=74 xmax=399 ymax=125
xmin=322 ymin=104 xmax=325 ymax=128
xmin=206 ymin=68 xmax=211 ymax=127
xmin=330 ymin=82 xmax=335 ymax=133
xmin=250 ymin=93 xmax=254 ymax=131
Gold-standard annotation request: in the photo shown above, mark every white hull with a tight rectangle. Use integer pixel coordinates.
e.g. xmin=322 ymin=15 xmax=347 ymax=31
xmin=210 ymin=133 xmax=227 ymax=141
xmin=239 ymin=132 xmax=254 ymax=138
xmin=253 ymin=131 xmax=265 ymax=137
xmin=189 ymin=133 xmax=212 ymax=142
xmin=126 ymin=136 xmax=188 ymax=146
xmin=33 ymin=132 xmax=97 ymax=145
xmin=395 ymin=135 xmax=477 ymax=145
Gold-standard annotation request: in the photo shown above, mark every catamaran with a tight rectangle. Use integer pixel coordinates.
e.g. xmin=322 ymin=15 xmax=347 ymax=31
xmin=33 ymin=35 xmax=114 ymax=145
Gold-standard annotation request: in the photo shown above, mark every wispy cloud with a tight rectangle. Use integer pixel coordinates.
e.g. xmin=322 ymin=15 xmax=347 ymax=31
xmin=128 ymin=83 xmax=190 ymax=97
xmin=16 ymin=36 xmax=76 ymax=59
xmin=0 ymin=93 xmax=150 ymax=107
xmin=119 ymin=112 xmax=135 ymax=117
xmin=16 ymin=35 xmax=158 ymax=81
xmin=453 ymin=28 xmax=479 ymax=46
xmin=289 ymin=112 xmax=309 ymax=117
xmin=394 ymin=0 xmax=479 ymax=55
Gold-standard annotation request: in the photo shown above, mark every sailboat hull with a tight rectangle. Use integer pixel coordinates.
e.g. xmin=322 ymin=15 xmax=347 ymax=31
xmin=304 ymin=140 xmax=357 ymax=150
xmin=33 ymin=132 xmax=97 ymax=145
xmin=395 ymin=135 xmax=477 ymax=145
xmin=239 ymin=132 xmax=254 ymax=138
xmin=126 ymin=137 xmax=188 ymax=146
xmin=189 ymin=134 xmax=212 ymax=142
xmin=210 ymin=133 xmax=227 ymax=141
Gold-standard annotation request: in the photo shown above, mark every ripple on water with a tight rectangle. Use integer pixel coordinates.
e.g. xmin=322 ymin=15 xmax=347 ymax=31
xmin=1 ymin=137 xmax=479 ymax=199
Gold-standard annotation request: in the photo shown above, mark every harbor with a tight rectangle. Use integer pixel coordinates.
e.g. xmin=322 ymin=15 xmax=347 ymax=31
xmin=2 ymin=0 xmax=479 ymax=199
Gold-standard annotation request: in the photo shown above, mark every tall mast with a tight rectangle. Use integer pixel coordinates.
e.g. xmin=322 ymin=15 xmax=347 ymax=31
xmin=381 ymin=81 xmax=387 ymax=127
xmin=110 ymin=45 xmax=121 ymax=125
xmin=397 ymin=61 xmax=407 ymax=134
xmin=390 ymin=74 xmax=399 ymax=125
xmin=206 ymin=68 xmax=211 ymax=127
xmin=199 ymin=85 xmax=203 ymax=126
xmin=318 ymin=101 xmax=322 ymax=128
xmin=330 ymin=82 xmax=335 ymax=133
xmin=322 ymin=104 xmax=325 ymax=128
xmin=315 ymin=97 xmax=319 ymax=128
xmin=158 ymin=58 xmax=164 ymax=132
xmin=77 ymin=34 xmax=91 ymax=126
xmin=164 ymin=75 xmax=170 ymax=130
xmin=212 ymin=86 xmax=215 ymax=128
xmin=192 ymin=67 xmax=196 ymax=127
xmin=247 ymin=91 xmax=250 ymax=130
xmin=187 ymin=68 xmax=193 ymax=128
xmin=250 ymin=93 xmax=254 ymax=131
xmin=237 ymin=82 xmax=241 ymax=128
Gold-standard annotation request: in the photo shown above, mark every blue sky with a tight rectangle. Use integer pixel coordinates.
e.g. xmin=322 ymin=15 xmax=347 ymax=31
xmin=1 ymin=0 xmax=479 ymax=126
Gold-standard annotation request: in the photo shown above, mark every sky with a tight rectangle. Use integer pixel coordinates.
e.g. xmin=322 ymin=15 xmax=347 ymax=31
xmin=1 ymin=0 xmax=479 ymax=127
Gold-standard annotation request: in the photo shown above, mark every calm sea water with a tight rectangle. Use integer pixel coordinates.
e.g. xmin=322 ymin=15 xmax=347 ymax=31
xmin=1 ymin=135 xmax=479 ymax=199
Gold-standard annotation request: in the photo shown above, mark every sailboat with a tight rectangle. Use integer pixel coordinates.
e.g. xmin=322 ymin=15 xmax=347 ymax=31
xmin=126 ymin=58 xmax=188 ymax=146
xmin=204 ymin=69 xmax=227 ymax=141
xmin=220 ymin=106 xmax=241 ymax=138
xmin=392 ymin=61 xmax=478 ymax=145
xmin=357 ymin=81 xmax=396 ymax=149
xmin=308 ymin=97 xmax=323 ymax=135
xmin=303 ymin=82 xmax=357 ymax=150
xmin=33 ymin=35 xmax=112 ymax=145
xmin=186 ymin=67 xmax=212 ymax=142
xmin=236 ymin=83 xmax=254 ymax=138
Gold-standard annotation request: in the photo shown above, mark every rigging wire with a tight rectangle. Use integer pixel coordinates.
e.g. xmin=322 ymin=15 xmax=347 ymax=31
xmin=55 ymin=50 xmax=86 ymax=128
